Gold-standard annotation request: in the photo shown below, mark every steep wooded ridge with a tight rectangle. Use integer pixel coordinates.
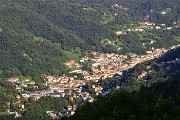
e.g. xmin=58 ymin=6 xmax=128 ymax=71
xmin=0 ymin=0 xmax=130 ymax=81
xmin=0 ymin=0 xmax=180 ymax=82
xmin=83 ymin=0 xmax=180 ymax=24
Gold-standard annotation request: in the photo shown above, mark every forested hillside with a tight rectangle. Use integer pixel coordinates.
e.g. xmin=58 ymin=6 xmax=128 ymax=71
xmin=0 ymin=0 xmax=130 ymax=81
xmin=83 ymin=0 xmax=180 ymax=24
xmin=0 ymin=0 xmax=180 ymax=82
xmin=66 ymin=80 xmax=180 ymax=120
xmin=0 ymin=0 xmax=180 ymax=119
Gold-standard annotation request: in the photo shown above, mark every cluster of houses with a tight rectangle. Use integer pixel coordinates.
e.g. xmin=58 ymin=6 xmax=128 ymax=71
xmin=62 ymin=44 xmax=180 ymax=94
xmin=115 ymin=21 xmax=176 ymax=36
xmin=58 ymin=104 xmax=77 ymax=118
xmin=47 ymin=104 xmax=77 ymax=120
xmin=6 ymin=44 xmax=180 ymax=119
xmin=8 ymin=77 xmax=36 ymax=93
xmin=111 ymin=4 xmax=129 ymax=11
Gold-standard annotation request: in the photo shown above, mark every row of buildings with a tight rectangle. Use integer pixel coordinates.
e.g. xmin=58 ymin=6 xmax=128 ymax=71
xmin=7 ymin=44 xmax=180 ymax=118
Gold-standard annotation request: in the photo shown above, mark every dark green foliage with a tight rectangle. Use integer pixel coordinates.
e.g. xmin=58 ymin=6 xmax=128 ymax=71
xmin=84 ymin=0 xmax=180 ymax=25
xmin=67 ymin=79 xmax=180 ymax=120
xmin=0 ymin=0 xmax=180 ymax=81
xmin=0 ymin=80 xmax=17 ymax=112
xmin=37 ymin=96 xmax=67 ymax=111
xmin=0 ymin=114 xmax=17 ymax=120
xmin=0 ymin=0 xmax=128 ymax=81
xmin=0 ymin=0 xmax=180 ymax=119
xmin=120 ymin=32 xmax=146 ymax=54
xmin=18 ymin=96 xmax=67 ymax=120
xmin=0 ymin=6 xmax=67 ymax=82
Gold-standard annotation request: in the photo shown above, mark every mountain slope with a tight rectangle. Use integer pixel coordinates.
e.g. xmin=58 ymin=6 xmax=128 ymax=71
xmin=1 ymin=0 xmax=124 ymax=50
xmin=0 ymin=0 xmax=180 ymax=82
xmin=83 ymin=0 xmax=180 ymax=24
xmin=0 ymin=0 xmax=132 ymax=81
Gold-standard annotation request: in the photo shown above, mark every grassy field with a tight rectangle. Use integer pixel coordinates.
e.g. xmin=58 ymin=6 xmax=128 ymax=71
xmin=64 ymin=51 xmax=81 ymax=62
xmin=84 ymin=7 xmax=97 ymax=12
xmin=0 ymin=27 xmax=3 ymax=32
xmin=137 ymin=32 xmax=159 ymax=43
xmin=101 ymin=13 xmax=115 ymax=24
xmin=175 ymin=36 xmax=180 ymax=42
xmin=33 ymin=36 xmax=49 ymax=42
xmin=23 ymin=53 xmax=33 ymax=62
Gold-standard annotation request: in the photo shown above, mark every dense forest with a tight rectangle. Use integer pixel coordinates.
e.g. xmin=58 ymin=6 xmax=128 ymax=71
xmin=0 ymin=0 xmax=180 ymax=81
xmin=83 ymin=0 xmax=180 ymax=24
xmin=0 ymin=0 xmax=125 ymax=81
xmin=66 ymin=79 xmax=180 ymax=120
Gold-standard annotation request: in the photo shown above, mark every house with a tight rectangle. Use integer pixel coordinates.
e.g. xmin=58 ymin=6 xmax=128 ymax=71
xmin=92 ymin=63 xmax=100 ymax=67
xmin=54 ymin=88 xmax=71 ymax=95
xmin=49 ymin=93 xmax=60 ymax=97
xmin=18 ymin=104 xmax=25 ymax=109
xmin=161 ymin=11 xmax=167 ymax=15
xmin=15 ymin=85 xmax=21 ymax=90
xmin=160 ymin=24 xmax=166 ymax=26
xmin=21 ymin=94 xmax=30 ymax=98
xmin=138 ymin=71 xmax=148 ymax=78
xmin=60 ymin=93 xmax=66 ymax=97
xmin=73 ymin=104 xmax=77 ymax=110
xmin=70 ymin=110 xmax=75 ymax=115
xmin=29 ymin=81 xmax=35 ymax=85
xmin=47 ymin=111 xmax=59 ymax=119
xmin=16 ymin=95 xmax=21 ymax=99
xmin=139 ymin=22 xmax=155 ymax=26
xmin=155 ymin=26 xmax=161 ymax=29
xmin=80 ymin=59 xmax=85 ymax=62
xmin=67 ymin=105 xmax=73 ymax=111
xmin=115 ymin=31 xmax=122 ymax=35
xmin=64 ymin=60 xmax=76 ymax=66
xmin=88 ymin=98 xmax=94 ymax=103
xmin=34 ymin=86 xmax=39 ymax=89
xmin=91 ymin=52 xmax=97 ymax=56
xmin=8 ymin=77 xmax=19 ymax=83
xmin=94 ymin=86 xmax=103 ymax=92
xmin=146 ymin=66 xmax=151 ymax=69
xmin=146 ymin=51 xmax=153 ymax=54
xmin=92 ymin=85 xmax=95 ymax=88
xmin=24 ymin=78 xmax=30 ymax=82
xmin=167 ymin=27 xmax=173 ymax=30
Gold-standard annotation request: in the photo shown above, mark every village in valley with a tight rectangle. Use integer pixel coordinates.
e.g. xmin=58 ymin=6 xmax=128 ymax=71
xmin=7 ymin=41 xmax=180 ymax=118
xmin=1 ymin=0 xmax=180 ymax=119
xmin=5 ymin=13 xmax=180 ymax=118
xmin=4 ymin=4 xmax=180 ymax=117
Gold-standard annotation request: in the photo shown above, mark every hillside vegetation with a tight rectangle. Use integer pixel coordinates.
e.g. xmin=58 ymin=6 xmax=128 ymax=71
xmin=0 ymin=0 xmax=180 ymax=82
xmin=0 ymin=0 xmax=130 ymax=81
